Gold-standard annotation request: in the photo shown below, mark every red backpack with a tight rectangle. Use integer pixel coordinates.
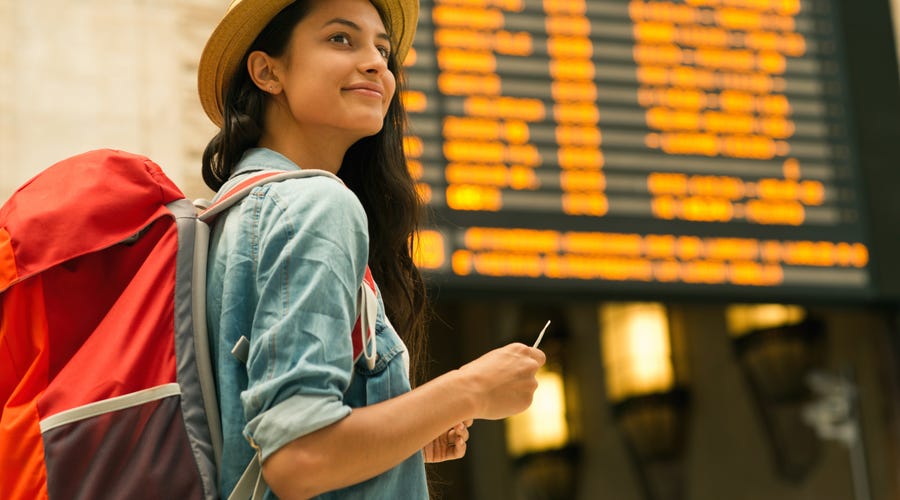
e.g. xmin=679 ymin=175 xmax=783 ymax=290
xmin=0 ymin=149 xmax=377 ymax=499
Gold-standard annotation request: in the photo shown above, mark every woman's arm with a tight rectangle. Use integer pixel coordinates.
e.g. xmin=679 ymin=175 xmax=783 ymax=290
xmin=263 ymin=343 xmax=545 ymax=500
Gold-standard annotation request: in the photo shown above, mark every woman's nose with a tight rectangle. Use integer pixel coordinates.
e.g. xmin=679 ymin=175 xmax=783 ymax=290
xmin=359 ymin=46 xmax=389 ymax=74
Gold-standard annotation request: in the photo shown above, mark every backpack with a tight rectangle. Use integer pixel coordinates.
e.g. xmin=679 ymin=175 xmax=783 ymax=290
xmin=0 ymin=149 xmax=378 ymax=499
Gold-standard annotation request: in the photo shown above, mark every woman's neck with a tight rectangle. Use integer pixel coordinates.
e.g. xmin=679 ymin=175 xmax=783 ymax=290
xmin=257 ymin=129 xmax=350 ymax=174
xmin=259 ymin=100 xmax=355 ymax=174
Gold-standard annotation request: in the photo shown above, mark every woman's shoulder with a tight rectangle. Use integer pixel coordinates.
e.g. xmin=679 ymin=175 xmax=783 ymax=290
xmin=230 ymin=150 xmax=365 ymax=221
xmin=257 ymin=173 xmax=369 ymax=241
xmin=262 ymin=172 xmax=362 ymax=212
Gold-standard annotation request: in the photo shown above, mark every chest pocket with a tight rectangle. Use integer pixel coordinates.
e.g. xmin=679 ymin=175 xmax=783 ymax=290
xmin=351 ymin=313 xmax=411 ymax=407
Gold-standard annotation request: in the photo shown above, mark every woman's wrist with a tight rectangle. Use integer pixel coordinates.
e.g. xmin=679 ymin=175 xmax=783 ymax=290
xmin=437 ymin=368 xmax=484 ymax=421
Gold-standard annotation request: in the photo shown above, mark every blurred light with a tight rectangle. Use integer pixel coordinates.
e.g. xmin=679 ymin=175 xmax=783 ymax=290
xmin=600 ymin=302 xmax=674 ymax=401
xmin=726 ymin=303 xmax=805 ymax=337
xmin=411 ymin=230 xmax=445 ymax=269
xmin=506 ymin=365 xmax=569 ymax=457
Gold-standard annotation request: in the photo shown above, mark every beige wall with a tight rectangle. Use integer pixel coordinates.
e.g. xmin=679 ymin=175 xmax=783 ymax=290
xmin=0 ymin=0 xmax=223 ymax=201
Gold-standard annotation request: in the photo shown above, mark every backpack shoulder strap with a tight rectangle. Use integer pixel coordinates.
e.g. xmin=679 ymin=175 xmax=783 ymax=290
xmin=197 ymin=169 xmax=342 ymax=222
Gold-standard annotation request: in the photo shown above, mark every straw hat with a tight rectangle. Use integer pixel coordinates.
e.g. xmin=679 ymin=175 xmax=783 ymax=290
xmin=198 ymin=0 xmax=418 ymax=127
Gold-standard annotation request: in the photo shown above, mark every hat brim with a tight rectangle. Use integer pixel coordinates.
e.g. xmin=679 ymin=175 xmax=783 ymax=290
xmin=198 ymin=0 xmax=417 ymax=128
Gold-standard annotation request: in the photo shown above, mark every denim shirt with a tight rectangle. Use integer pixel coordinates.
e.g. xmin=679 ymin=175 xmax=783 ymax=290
xmin=205 ymin=148 xmax=427 ymax=499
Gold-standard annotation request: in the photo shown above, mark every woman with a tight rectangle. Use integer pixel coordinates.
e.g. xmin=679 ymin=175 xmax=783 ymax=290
xmin=197 ymin=0 xmax=546 ymax=498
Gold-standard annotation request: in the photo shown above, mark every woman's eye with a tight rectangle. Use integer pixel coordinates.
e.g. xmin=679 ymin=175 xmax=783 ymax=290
xmin=377 ymin=46 xmax=391 ymax=59
xmin=329 ymin=33 xmax=350 ymax=45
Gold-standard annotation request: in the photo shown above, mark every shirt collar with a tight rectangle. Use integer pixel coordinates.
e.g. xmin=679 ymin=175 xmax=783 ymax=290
xmin=232 ymin=147 xmax=301 ymax=176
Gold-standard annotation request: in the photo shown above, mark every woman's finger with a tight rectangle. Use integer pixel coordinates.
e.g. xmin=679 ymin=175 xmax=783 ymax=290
xmin=456 ymin=424 xmax=469 ymax=442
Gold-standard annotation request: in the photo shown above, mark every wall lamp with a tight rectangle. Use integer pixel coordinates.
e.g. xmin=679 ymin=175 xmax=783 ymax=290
xmin=726 ymin=303 xmax=825 ymax=481
xmin=600 ymin=302 xmax=689 ymax=500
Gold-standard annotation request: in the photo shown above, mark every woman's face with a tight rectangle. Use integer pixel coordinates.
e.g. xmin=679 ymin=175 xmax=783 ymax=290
xmin=272 ymin=0 xmax=396 ymax=142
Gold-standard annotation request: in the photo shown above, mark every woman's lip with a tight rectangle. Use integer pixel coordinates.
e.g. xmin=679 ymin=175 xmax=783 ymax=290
xmin=345 ymin=88 xmax=383 ymax=98
xmin=344 ymin=84 xmax=384 ymax=98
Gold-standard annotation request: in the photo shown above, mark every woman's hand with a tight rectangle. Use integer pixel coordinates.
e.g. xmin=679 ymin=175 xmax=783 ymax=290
xmin=458 ymin=343 xmax=545 ymax=421
xmin=423 ymin=420 xmax=473 ymax=463
xmin=422 ymin=343 xmax=544 ymax=462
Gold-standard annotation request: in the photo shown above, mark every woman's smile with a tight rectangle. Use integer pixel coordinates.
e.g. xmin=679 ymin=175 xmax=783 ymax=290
xmin=343 ymin=81 xmax=385 ymax=99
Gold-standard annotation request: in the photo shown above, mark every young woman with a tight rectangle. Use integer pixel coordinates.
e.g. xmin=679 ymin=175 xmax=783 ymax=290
xmin=197 ymin=0 xmax=546 ymax=498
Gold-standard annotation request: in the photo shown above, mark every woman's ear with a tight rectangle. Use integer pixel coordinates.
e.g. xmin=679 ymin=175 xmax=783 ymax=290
xmin=247 ymin=50 xmax=282 ymax=95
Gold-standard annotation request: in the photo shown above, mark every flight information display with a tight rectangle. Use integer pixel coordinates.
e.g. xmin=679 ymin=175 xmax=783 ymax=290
xmin=402 ymin=0 xmax=872 ymax=298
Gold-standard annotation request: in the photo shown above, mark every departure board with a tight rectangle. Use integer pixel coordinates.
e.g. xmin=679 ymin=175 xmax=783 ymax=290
xmin=402 ymin=0 xmax=873 ymax=298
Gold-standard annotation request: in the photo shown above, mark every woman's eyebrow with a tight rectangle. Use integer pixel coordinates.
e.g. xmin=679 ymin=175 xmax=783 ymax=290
xmin=322 ymin=17 xmax=391 ymax=44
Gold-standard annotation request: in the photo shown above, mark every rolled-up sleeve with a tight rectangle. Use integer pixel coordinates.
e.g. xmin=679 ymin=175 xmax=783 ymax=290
xmin=240 ymin=176 xmax=369 ymax=461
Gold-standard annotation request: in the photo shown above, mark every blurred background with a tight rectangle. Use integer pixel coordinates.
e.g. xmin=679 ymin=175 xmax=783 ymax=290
xmin=3 ymin=0 xmax=900 ymax=499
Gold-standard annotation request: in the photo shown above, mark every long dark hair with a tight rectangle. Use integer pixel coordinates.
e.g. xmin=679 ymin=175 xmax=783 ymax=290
xmin=202 ymin=1 xmax=428 ymax=384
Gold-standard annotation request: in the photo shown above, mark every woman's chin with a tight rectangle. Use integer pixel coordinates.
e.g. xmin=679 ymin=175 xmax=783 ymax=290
xmin=351 ymin=122 xmax=386 ymax=141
